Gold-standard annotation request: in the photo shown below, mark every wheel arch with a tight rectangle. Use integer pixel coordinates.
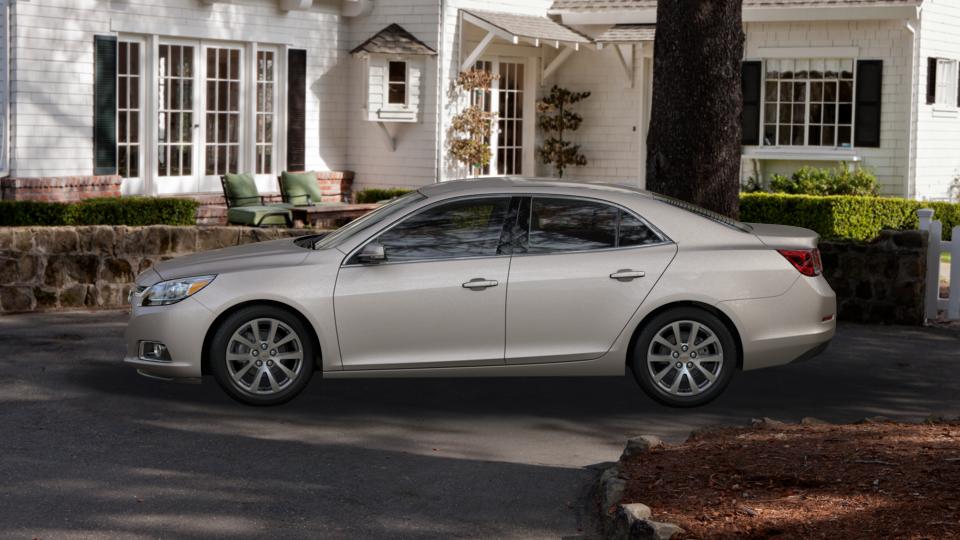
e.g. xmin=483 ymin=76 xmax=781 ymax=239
xmin=625 ymin=301 xmax=744 ymax=370
xmin=201 ymin=299 xmax=323 ymax=376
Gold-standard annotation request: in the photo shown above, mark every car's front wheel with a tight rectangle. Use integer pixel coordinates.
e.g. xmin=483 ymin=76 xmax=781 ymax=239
xmin=210 ymin=306 xmax=315 ymax=406
xmin=631 ymin=307 xmax=736 ymax=407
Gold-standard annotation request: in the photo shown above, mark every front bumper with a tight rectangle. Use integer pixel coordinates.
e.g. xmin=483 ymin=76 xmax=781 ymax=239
xmin=123 ymin=297 xmax=214 ymax=380
xmin=720 ymin=274 xmax=837 ymax=371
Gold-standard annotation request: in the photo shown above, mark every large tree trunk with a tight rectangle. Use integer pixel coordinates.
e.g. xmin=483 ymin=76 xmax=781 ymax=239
xmin=645 ymin=0 xmax=744 ymax=218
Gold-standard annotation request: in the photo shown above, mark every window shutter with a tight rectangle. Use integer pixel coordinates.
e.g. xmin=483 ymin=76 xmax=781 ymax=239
xmin=854 ymin=60 xmax=882 ymax=148
xmin=926 ymin=57 xmax=937 ymax=105
xmin=93 ymin=35 xmax=118 ymax=176
xmin=286 ymin=49 xmax=307 ymax=172
xmin=741 ymin=61 xmax=762 ymax=146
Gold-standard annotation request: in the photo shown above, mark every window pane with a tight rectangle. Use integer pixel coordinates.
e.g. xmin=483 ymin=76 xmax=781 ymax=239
xmin=374 ymin=198 xmax=511 ymax=261
xmin=619 ymin=212 xmax=660 ymax=247
xmin=528 ymin=198 xmax=617 ymax=253
xmin=388 ymin=83 xmax=405 ymax=104
xmin=389 ymin=61 xmax=406 ymax=82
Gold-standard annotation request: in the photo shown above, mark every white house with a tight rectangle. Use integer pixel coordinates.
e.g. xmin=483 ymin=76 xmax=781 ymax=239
xmin=0 ymin=0 xmax=957 ymax=202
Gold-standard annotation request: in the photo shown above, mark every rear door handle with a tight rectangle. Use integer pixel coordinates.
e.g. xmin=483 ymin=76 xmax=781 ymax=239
xmin=610 ymin=269 xmax=645 ymax=282
xmin=462 ymin=278 xmax=499 ymax=290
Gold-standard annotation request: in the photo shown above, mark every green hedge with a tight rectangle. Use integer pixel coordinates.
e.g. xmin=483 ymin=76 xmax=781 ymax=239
xmin=740 ymin=193 xmax=960 ymax=241
xmin=0 ymin=197 xmax=199 ymax=227
xmin=355 ymin=188 xmax=412 ymax=204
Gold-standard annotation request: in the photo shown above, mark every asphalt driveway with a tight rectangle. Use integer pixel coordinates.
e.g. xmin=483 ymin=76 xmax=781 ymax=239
xmin=1 ymin=310 xmax=958 ymax=539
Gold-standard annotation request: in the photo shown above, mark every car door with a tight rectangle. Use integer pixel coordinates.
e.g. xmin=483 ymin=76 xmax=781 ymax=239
xmin=504 ymin=196 xmax=677 ymax=365
xmin=334 ymin=196 xmax=514 ymax=370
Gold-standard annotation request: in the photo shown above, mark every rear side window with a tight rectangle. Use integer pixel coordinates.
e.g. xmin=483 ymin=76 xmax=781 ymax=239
xmin=371 ymin=197 xmax=511 ymax=262
xmin=523 ymin=197 xmax=662 ymax=253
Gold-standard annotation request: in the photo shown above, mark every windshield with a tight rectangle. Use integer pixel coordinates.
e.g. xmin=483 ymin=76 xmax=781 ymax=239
xmin=312 ymin=191 xmax=426 ymax=249
xmin=649 ymin=192 xmax=753 ymax=233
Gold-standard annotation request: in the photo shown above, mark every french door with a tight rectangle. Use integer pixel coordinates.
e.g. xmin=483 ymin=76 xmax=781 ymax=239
xmin=152 ymin=40 xmax=278 ymax=194
xmin=473 ymin=58 xmax=531 ymax=176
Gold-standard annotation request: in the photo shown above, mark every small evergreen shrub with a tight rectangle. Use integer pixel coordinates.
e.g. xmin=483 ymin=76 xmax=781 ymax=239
xmin=355 ymin=188 xmax=412 ymax=204
xmin=0 ymin=197 xmax=199 ymax=226
xmin=768 ymin=164 xmax=878 ymax=196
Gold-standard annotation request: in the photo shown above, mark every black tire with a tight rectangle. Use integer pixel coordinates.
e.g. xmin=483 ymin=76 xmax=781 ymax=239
xmin=630 ymin=307 xmax=737 ymax=407
xmin=210 ymin=305 xmax=316 ymax=406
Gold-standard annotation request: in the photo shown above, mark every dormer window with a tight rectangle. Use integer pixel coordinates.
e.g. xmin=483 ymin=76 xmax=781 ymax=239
xmin=388 ymin=61 xmax=407 ymax=105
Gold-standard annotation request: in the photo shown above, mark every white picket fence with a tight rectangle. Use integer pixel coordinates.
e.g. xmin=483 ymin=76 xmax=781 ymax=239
xmin=918 ymin=208 xmax=960 ymax=321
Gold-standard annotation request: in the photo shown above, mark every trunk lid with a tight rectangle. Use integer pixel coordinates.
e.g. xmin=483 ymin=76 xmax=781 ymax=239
xmin=746 ymin=223 xmax=820 ymax=250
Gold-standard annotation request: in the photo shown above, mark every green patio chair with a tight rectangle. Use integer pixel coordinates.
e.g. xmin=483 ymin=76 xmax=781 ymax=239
xmin=278 ymin=171 xmax=339 ymax=206
xmin=220 ymin=173 xmax=293 ymax=227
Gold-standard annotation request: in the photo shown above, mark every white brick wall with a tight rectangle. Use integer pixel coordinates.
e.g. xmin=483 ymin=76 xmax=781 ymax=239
xmin=915 ymin=0 xmax=960 ymax=201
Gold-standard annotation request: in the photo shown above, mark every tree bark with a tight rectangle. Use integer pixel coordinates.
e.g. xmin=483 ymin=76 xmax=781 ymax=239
xmin=645 ymin=0 xmax=744 ymax=218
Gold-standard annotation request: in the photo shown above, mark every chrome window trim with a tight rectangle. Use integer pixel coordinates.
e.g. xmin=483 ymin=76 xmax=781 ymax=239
xmin=341 ymin=192 xmax=673 ymax=267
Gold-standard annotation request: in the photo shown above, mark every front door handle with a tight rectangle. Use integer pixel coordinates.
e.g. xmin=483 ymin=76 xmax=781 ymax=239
xmin=462 ymin=278 xmax=499 ymax=290
xmin=610 ymin=269 xmax=645 ymax=282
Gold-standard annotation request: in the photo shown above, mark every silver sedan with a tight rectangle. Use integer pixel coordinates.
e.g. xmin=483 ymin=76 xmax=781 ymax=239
xmin=124 ymin=178 xmax=836 ymax=407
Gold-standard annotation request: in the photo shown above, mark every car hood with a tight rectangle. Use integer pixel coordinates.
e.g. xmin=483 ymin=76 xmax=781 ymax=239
xmin=746 ymin=223 xmax=820 ymax=250
xmin=152 ymin=238 xmax=312 ymax=280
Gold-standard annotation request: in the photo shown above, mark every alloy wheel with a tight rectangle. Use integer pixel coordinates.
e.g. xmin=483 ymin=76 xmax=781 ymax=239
xmin=226 ymin=318 xmax=304 ymax=395
xmin=646 ymin=319 xmax=724 ymax=397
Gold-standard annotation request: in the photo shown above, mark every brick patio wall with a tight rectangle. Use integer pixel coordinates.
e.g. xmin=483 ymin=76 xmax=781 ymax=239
xmin=1 ymin=176 xmax=123 ymax=202
xmin=820 ymin=230 xmax=927 ymax=325
xmin=0 ymin=226 xmax=308 ymax=313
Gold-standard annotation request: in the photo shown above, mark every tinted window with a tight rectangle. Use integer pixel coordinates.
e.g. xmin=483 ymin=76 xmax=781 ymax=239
xmin=528 ymin=198 xmax=617 ymax=252
xmin=619 ymin=211 xmax=661 ymax=247
xmin=371 ymin=197 xmax=511 ymax=262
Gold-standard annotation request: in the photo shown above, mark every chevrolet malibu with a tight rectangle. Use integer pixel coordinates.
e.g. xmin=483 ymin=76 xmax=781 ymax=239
xmin=124 ymin=178 xmax=836 ymax=407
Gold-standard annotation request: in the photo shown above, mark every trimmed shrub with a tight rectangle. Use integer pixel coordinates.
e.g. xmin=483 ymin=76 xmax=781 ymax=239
xmin=355 ymin=188 xmax=412 ymax=204
xmin=768 ymin=164 xmax=878 ymax=196
xmin=740 ymin=193 xmax=960 ymax=241
xmin=0 ymin=197 xmax=199 ymax=227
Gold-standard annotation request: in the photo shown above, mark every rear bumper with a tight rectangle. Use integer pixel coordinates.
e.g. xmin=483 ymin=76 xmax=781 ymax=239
xmin=720 ymin=274 xmax=836 ymax=371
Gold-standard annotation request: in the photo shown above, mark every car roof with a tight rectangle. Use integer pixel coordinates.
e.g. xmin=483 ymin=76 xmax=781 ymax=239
xmin=417 ymin=176 xmax=657 ymax=199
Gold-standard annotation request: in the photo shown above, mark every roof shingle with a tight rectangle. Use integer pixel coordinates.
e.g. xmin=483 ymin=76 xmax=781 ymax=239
xmin=350 ymin=24 xmax=437 ymax=56
xmin=463 ymin=9 xmax=593 ymax=44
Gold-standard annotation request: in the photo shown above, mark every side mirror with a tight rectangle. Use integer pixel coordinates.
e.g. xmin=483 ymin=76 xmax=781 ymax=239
xmin=356 ymin=241 xmax=386 ymax=264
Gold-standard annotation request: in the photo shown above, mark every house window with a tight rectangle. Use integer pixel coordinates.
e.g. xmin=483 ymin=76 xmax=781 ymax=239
xmin=204 ymin=47 xmax=242 ymax=176
xmin=118 ymin=41 xmax=141 ymax=179
xmin=935 ymin=58 xmax=958 ymax=107
xmin=157 ymin=44 xmax=195 ymax=177
xmin=255 ymin=50 xmax=276 ymax=175
xmin=388 ymin=61 xmax=406 ymax=105
xmin=762 ymin=59 xmax=855 ymax=147
xmin=471 ymin=59 xmax=525 ymax=176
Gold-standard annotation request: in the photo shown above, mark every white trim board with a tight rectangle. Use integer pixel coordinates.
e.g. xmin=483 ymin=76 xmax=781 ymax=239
xmin=753 ymin=47 xmax=859 ymax=59
xmin=110 ymin=16 xmax=294 ymax=45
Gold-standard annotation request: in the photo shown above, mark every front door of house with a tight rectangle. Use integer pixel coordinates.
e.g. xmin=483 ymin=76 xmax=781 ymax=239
xmin=156 ymin=41 xmax=200 ymax=193
xmin=473 ymin=58 xmax=531 ymax=176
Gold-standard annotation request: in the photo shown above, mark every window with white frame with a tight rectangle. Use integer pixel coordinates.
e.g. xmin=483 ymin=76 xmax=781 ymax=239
xmin=255 ymin=50 xmax=276 ymax=175
xmin=935 ymin=58 xmax=958 ymax=107
xmin=762 ymin=58 xmax=855 ymax=148
xmin=388 ymin=61 xmax=406 ymax=105
xmin=118 ymin=41 xmax=141 ymax=179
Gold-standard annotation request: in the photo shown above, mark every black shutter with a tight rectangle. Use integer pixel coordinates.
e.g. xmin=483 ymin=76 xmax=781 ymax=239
xmin=286 ymin=49 xmax=307 ymax=172
xmin=926 ymin=57 xmax=937 ymax=105
xmin=741 ymin=61 xmax=762 ymax=146
xmin=854 ymin=60 xmax=882 ymax=148
xmin=93 ymin=35 xmax=118 ymax=176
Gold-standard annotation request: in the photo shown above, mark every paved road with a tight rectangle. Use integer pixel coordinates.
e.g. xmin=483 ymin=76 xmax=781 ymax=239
xmin=1 ymin=311 xmax=959 ymax=539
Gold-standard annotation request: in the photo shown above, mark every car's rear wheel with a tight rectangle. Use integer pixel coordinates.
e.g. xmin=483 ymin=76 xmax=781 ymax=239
xmin=631 ymin=307 xmax=736 ymax=407
xmin=210 ymin=306 xmax=315 ymax=406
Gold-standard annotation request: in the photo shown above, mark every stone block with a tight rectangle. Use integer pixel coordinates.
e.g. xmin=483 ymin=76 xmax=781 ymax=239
xmin=88 ymin=226 xmax=117 ymax=255
xmin=0 ymin=257 xmax=18 ymax=284
xmin=0 ymin=286 xmax=34 ymax=312
xmin=60 ymin=284 xmax=88 ymax=307
xmin=100 ymin=257 xmax=134 ymax=283
xmin=198 ymin=228 xmax=239 ymax=251
xmin=168 ymin=227 xmax=198 ymax=253
xmin=34 ymin=228 xmax=79 ymax=254
xmin=33 ymin=286 xmax=59 ymax=309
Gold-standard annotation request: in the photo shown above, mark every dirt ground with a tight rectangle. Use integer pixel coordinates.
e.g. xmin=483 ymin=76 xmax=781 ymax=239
xmin=620 ymin=420 xmax=960 ymax=539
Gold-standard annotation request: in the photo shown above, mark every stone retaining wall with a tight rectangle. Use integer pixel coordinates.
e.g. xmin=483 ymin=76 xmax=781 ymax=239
xmin=820 ymin=229 xmax=927 ymax=325
xmin=0 ymin=226 xmax=307 ymax=313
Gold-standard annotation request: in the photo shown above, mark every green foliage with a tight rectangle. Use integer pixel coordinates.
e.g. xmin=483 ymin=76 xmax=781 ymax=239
xmin=355 ymin=188 xmax=412 ymax=204
xmin=740 ymin=193 xmax=960 ymax=241
xmin=536 ymin=85 xmax=590 ymax=178
xmin=0 ymin=197 xmax=199 ymax=226
xmin=767 ymin=164 xmax=878 ymax=196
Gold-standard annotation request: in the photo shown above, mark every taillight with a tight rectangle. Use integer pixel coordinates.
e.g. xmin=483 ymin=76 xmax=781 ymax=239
xmin=778 ymin=248 xmax=822 ymax=277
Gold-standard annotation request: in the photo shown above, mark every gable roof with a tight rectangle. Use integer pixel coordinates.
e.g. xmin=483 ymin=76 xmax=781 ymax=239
xmin=550 ymin=0 xmax=921 ymax=12
xmin=350 ymin=24 xmax=436 ymax=56
xmin=595 ymin=24 xmax=655 ymax=43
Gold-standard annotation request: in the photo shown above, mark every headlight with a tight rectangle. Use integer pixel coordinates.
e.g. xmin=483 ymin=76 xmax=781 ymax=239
xmin=142 ymin=275 xmax=216 ymax=306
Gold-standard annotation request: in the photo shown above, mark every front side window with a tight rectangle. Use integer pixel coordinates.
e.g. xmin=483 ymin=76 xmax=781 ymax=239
xmin=935 ymin=58 xmax=959 ymax=107
xmin=525 ymin=198 xmax=661 ymax=253
xmin=388 ymin=61 xmax=406 ymax=105
xmin=371 ymin=197 xmax=511 ymax=262
xmin=763 ymin=58 xmax=854 ymax=147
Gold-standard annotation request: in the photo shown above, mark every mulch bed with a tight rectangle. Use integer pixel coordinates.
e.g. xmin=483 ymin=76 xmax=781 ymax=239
xmin=620 ymin=420 xmax=960 ymax=539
